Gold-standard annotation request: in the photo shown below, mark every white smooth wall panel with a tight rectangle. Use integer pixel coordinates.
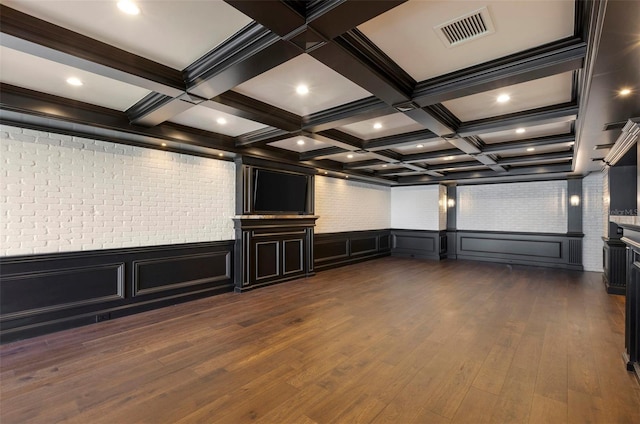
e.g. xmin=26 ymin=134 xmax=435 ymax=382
xmin=457 ymin=180 xmax=567 ymax=233
xmin=390 ymin=185 xmax=443 ymax=230
xmin=314 ymin=176 xmax=390 ymax=233
xmin=0 ymin=125 xmax=235 ymax=256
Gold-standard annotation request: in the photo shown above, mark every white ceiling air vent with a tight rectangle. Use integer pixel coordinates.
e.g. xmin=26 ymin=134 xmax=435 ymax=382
xmin=434 ymin=7 xmax=495 ymax=48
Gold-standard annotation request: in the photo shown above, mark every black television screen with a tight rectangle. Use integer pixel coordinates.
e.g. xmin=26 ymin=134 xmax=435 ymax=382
xmin=253 ymin=169 xmax=308 ymax=213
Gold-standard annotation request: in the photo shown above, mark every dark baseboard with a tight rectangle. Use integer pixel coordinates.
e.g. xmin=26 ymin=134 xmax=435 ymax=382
xmin=314 ymin=229 xmax=391 ymax=272
xmin=0 ymin=240 xmax=234 ymax=344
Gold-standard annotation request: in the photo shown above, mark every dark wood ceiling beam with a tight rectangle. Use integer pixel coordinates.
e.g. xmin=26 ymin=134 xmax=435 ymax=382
xmin=299 ymin=146 xmax=348 ymax=160
xmin=236 ymin=128 xmax=294 ymax=147
xmin=457 ymin=103 xmax=579 ymax=137
xmin=184 ymin=23 xmax=302 ymax=99
xmin=401 ymin=148 xmax=465 ymax=164
xmin=0 ymin=84 xmax=237 ymax=150
xmin=364 ymin=129 xmax=441 ymax=151
xmin=306 ymin=0 xmax=407 ymax=40
xmin=481 ymin=134 xmax=575 ymax=154
xmin=207 ymin=91 xmax=301 ymax=132
xmin=312 ymin=129 xmax=365 ymax=151
xmin=397 ymin=163 xmax=573 ymax=184
xmin=471 ymin=154 xmax=506 ymax=172
xmin=495 ymin=151 xmax=574 ymax=166
xmin=412 ymin=37 xmax=587 ymax=106
xmin=344 ymin=159 xmax=387 ymax=170
xmin=223 ymin=1 xmax=305 ymax=37
xmin=310 ymin=29 xmax=415 ymax=106
xmin=0 ymin=5 xmax=185 ymax=97
xmin=303 ymin=97 xmax=396 ymax=133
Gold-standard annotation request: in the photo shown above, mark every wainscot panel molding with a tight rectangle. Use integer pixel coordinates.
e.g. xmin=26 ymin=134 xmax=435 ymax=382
xmin=456 ymin=231 xmax=584 ymax=270
xmin=0 ymin=241 xmax=234 ymax=343
xmin=391 ymin=230 xmax=447 ymax=261
xmin=314 ymin=229 xmax=391 ymax=271
xmin=603 ymin=237 xmax=627 ymax=295
xmin=620 ymin=224 xmax=640 ymax=383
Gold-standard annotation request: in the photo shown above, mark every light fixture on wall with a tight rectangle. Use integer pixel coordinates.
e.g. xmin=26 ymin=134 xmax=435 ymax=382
xmin=447 ymin=198 xmax=455 ymax=208
xmin=570 ymin=195 xmax=580 ymax=206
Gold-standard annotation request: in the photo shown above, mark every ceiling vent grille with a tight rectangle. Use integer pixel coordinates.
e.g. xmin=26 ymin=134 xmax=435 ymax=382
xmin=434 ymin=7 xmax=495 ymax=48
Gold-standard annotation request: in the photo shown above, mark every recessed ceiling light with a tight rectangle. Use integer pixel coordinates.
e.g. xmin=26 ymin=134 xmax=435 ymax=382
xmin=497 ymin=94 xmax=510 ymax=103
xmin=161 ymin=143 xmax=167 ymax=147
xmin=373 ymin=122 xmax=382 ymax=130
xmin=117 ymin=0 xmax=140 ymax=15
xmin=296 ymin=139 xmax=305 ymax=146
xmin=324 ymin=171 xmax=328 ymax=175
xmin=619 ymin=88 xmax=632 ymax=96
xmin=218 ymin=153 xmax=224 ymax=157
xmin=296 ymin=84 xmax=309 ymax=95
xmin=347 ymin=154 xmax=354 ymax=159
xmin=416 ymin=144 xmax=424 ymax=148
xmin=382 ymin=164 xmax=388 ymax=168
xmin=526 ymin=147 xmax=535 ymax=152
xmin=66 ymin=77 xmax=83 ymax=86
xmin=444 ymin=156 xmax=454 ymax=161
xmin=345 ymin=175 xmax=349 ymax=179
xmin=569 ymin=142 xmax=575 ymax=146
xmin=216 ymin=117 xmax=227 ymax=125
xmin=515 ymin=128 xmax=526 ymax=134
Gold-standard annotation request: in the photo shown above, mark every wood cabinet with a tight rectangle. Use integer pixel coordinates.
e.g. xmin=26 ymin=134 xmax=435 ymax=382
xmin=233 ymin=216 xmax=317 ymax=292
xmin=621 ymin=224 xmax=640 ymax=382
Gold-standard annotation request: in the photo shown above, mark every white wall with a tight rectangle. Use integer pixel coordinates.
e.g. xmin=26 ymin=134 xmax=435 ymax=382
xmin=457 ymin=180 xmax=567 ymax=233
xmin=390 ymin=185 xmax=445 ymax=230
xmin=583 ymin=173 xmax=604 ymax=272
xmin=0 ymin=125 xmax=235 ymax=256
xmin=314 ymin=176 xmax=390 ymax=233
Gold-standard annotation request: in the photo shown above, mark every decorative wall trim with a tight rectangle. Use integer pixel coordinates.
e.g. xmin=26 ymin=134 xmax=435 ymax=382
xmin=456 ymin=230 xmax=583 ymax=270
xmin=314 ymin=229 xmax=391 ymax=271
xmin=391 ymin=229 xmax=447 ymax=260
xmin=602 ymin=238 xmax=627 ymax=295
xmin=0 ymin=240 xmax=234 ymax=343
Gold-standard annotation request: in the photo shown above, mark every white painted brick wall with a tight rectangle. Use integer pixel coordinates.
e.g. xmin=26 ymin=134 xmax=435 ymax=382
xmin=583 ymin=173 xmax=604 ymax=272
xmin=457 ymin=181 xmax=567 ymax=233
xmin=390 ymin=185 xmax=444 ymax=230
xmin=602 ymin=168 xmax=610 ymax=237
xmin=314 ymin=176 xmax=390 ymax=233
xmin=0 ymin=125 xmax=235 ymax=256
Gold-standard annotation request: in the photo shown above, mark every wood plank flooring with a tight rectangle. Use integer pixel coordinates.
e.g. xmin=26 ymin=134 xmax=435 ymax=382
xmin=1 ymin=257 xmax=639 ymax=423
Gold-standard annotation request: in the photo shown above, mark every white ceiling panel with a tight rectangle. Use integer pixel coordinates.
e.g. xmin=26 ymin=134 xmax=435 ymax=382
xmin=233 ymin=54 xmax=372 ymax=116
xmin=169 ymin=105 xmax=267 ymax=137
xmin=425 ymin=154 xmax=473 ymax=165
xmin=3 ymin=0 xmax=252 ymax=70
xmin=359 ymin=0 xmax=574 ymax=81
xmin=0 ymin=46 xmax=149 ymax=111
xmin=480 ymin=121 xmax=573 ymax=144
xmin=269 ymin=136 xmax=329 ymax=153
xmin=496 ymin=144 xmax=574 ymax=157
xmin=391 ymin=139 xmax=452 ymax=153
xmin=339 ymin=112 xmax=424 ymax=139
xmin=443 ymin=72 xmax=574 ymax=122
xmin=322 ymin=151 xmax=379 ymax=163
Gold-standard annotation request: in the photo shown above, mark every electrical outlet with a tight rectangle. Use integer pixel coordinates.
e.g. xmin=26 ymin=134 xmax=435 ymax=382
xmin=95 ymin=313 xmax=111 ymax=323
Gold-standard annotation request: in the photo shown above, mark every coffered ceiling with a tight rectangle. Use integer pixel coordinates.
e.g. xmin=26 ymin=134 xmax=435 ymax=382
xmin=1 ymin=0 xmax=638 ymax=186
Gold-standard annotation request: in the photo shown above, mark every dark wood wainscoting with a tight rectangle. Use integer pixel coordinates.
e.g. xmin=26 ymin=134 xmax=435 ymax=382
xmin=456 ymin=230 xmax=583 ymax=270
xmin=621 ymin=225 xmax=640 ymax=382
xmin=391 ymin=229 xmax=447 ymax=260
xmin=603 ymin=237 xmax=627 ymax=295
xmin=0 ymin=241 xmax=234 ymax=343
xmin=314 ymin=229 xmax=390 ymax=271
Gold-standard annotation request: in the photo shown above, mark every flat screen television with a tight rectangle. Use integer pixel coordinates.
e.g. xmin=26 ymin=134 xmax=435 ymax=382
xmin=253 ymin=169 xmax=308 ymax=214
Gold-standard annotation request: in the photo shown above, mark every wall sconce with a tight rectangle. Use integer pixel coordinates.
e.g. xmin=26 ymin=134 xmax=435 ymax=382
xmin=570 ymin=195 xmax=580 ymax=206
xmin=447 ymin=198 xmax=455 ymax=208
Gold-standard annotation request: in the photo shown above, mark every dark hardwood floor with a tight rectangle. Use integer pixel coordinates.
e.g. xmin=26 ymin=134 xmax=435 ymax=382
xmin=1 ymin=257 xmax=639 ymax=423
